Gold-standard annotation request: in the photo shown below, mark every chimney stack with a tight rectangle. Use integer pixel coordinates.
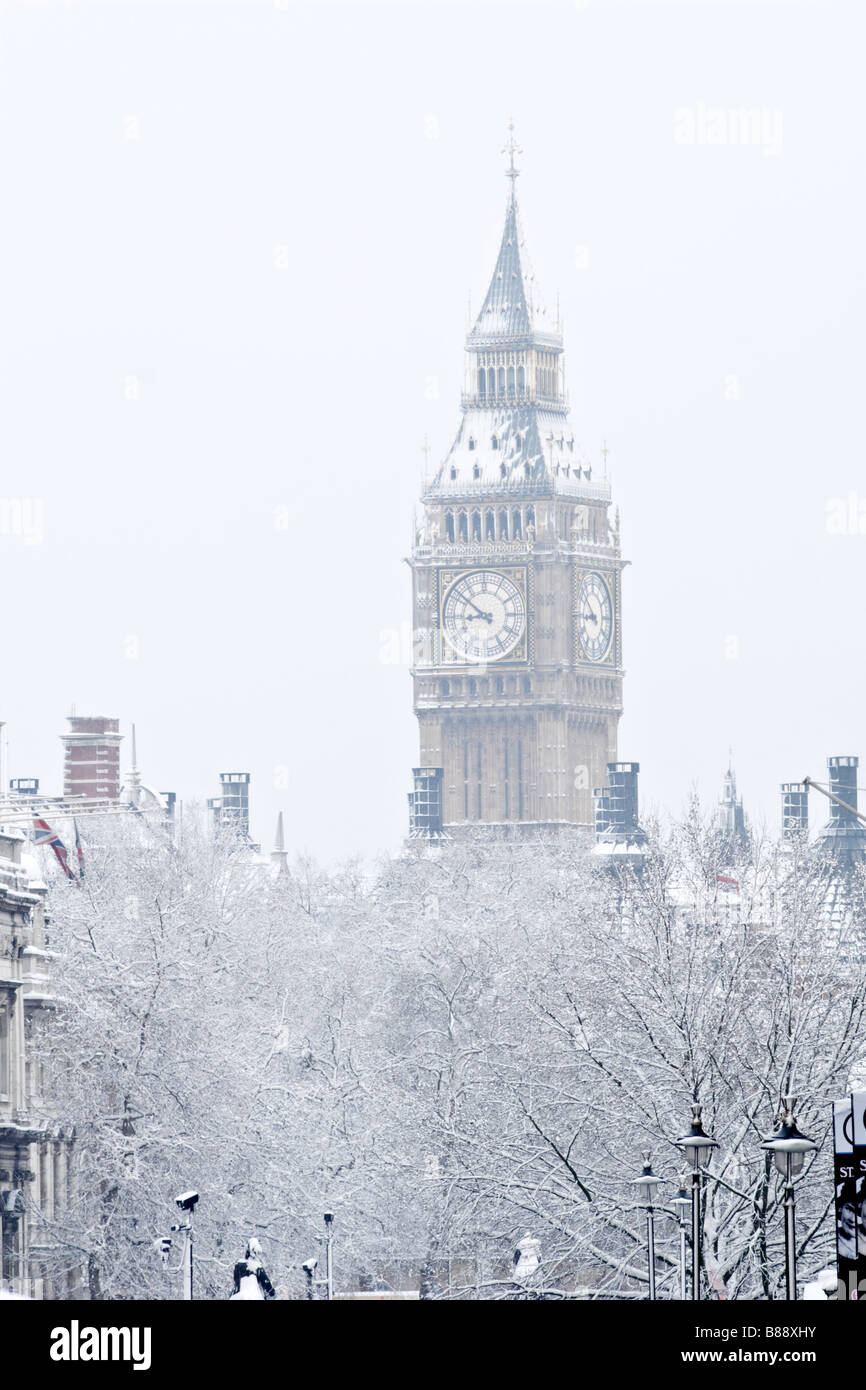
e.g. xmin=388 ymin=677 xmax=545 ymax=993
xmin=408 ymin=767 xmax=444 ymax=839
xmin=61 ymin=715 xmax=122 ymax=803
xmin=595 ymin=762 xmax=643 ymax=842
xmin=819 ymin=756 xmax=866 ymax=862
xmin=593 ymin=762 xmax=646 ymax=856
xmin=780 ymin=782 xmax=808 ymax=836
xmin=212 ymin=773 xmax=251 ymax=841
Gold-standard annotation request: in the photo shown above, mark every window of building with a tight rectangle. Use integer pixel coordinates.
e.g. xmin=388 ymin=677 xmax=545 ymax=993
xmin=471 ymin=510 xmax=482 ymax=541
xmin=491 ymin=435 xmax=499 ymax=450
xmin=518 ymin=365 xmax=525 ymax=392
xmin=495 ymin=675 xmax=504 ymax=694
xmin=500 ymin=461 xmax=507 ymax=479
xmin=488 ymin=367 xmax=496 ymax=395
xmin=450 ymin=466 xmax=457 ymax=480
xmin=468 ymin=436 xmax=476 ymax=451
xmin=498 ymin=509 xmax=509 ymax=539
xmin=458 ymin=511 xmax=468 ymax=541
xmin=507 ymin=365 xmax=515 ymax=394
xmin=441 ymin=679 xmax=450 ymax=697
xmin=512 ymin=510 xmax=522 ymax=538
xmin=526 ymin=505 xmax=535 ymax=529
xmin=497 ymin=366 xmax=505 ymax=394
xmin=485 ymin=510 xmax=495 ymax=540
xmin=522 ymin=676 xmax=531 ymax=694
xmin=478 ymin=369 xmax=486 ymax=397
xmin=473 ymin=463 xmax=481 ymax=479
xmin=469 ymin=678 xmax=478 ymax=696
xmin=445 ymin=511 xmax=455 ymax=542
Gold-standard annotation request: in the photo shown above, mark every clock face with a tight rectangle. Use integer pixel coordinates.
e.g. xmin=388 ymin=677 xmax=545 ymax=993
xmin=442 ymin=570 xmax=526 ymax=663
xmin=577 ymin=572 xmax=613 ymax=662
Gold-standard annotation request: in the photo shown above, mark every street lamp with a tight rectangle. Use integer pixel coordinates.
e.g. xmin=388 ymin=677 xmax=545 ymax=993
xmin=675 ymin=1104 xmax=717 ymax=1301
xmin=761 ymin=1097 xmax=817 ymax=1301
xmin=670 ymin=1177 xmax=691 ymax=1302
xmin=631 ymin=1153 xmax=662 ymax=1300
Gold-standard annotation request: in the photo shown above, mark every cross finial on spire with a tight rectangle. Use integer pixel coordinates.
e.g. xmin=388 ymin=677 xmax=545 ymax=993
xmin=502 ymin=118 xmax=521 ymax=186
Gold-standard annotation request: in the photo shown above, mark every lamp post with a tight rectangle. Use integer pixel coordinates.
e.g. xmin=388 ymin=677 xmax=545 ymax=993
xmin=761 ymin=1096 xmax=817 ymax=1301
xmin=631 ymin=1153 xmax=662 ymax=1300
xmin=670 ymin=1177 xmax=691 ymax=1302
xmin=675 ymin=1104 xmax=718 ymax=1301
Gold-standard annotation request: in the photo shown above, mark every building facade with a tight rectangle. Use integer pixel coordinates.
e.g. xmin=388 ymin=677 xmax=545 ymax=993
xmin=0 ymin=828 xmax=72 ymax=1298
xmin=409 ymin=150 xmax=625 ymax=835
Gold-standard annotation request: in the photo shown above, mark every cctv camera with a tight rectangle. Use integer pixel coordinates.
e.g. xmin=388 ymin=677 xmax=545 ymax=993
xmin=302 ymin=1258 xmax=318 ymax=1274
xmin=175 ymin=1191 xmax=199 ymax=1212
xmin=323 ymin=1210 xmax=334 ymax=1225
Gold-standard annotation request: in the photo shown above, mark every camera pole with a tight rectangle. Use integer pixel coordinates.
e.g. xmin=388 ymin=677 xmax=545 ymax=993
xmin=324 ymin=1212 xmax=334 ymax=1301
xmin=182 ymin=1210 xmax=193 ymax=1300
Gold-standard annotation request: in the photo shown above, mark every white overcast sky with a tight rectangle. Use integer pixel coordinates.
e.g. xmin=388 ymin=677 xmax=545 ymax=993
xmin=1 ymin=0 xmax=863 ymax=861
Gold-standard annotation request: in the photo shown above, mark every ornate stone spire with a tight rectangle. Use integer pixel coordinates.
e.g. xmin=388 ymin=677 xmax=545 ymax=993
xmin=468 ymin=123 xmax=555 ymax=347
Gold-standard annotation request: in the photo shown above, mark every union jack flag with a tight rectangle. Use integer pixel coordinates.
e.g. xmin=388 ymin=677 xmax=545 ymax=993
xmin=33 ymin=817 xmax=78 ymax=883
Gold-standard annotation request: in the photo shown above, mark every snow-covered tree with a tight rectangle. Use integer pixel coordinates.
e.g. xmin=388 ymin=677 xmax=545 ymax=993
xmin=30 ymin=805 xmax=866 ymax=1299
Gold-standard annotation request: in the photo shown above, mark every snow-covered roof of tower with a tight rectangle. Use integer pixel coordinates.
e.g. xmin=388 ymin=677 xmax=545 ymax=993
xmin=425 ymin=407 xmax=610 ymax=502
xmin=468 ymin=188 xmax=558 ymax=346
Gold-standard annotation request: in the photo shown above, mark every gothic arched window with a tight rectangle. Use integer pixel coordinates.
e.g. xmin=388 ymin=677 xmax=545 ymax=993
xmin=471 ymin=510 xmax=482 ymax=541
xmin=445 ymin=511 xmax=455 ymax=542
xmin=526 ymin=506 xmax=535 ymax=529
xmin=458 ymin=511 xmax=468 ymax=542
xmin=517 ymin=365 xmax=525 ymax=392
xmin=485 ymin=509 xmax=495 ymax=540
xmin=468 ymin=436 xmax=476 ymax=451
xmin=450 ymin=465 xmax=457 ymax=480
xmin=491 ymin=435 xmax=499 ymax=450
xmin=473 ymin=462 xmax=481 ymax=480
xmin=512 ymin=510 xmax=522 ymax=539
xmin=507 ymin=365 xmax=515 ymax=394
xmin=498 ymin=508 xmax=508 ymax=539
xmin=478 ymin=369 xmax=486 ymax=397
xmin=488 ymin=367 xmax=496 ymax=396
xmin=497 ymin=366 xmax=505 ymax=394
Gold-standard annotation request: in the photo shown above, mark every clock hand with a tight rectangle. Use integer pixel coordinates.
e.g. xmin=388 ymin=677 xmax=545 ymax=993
xmin=582 ymin=609 xmax=598 ymax=625
xmin=462 ymin=595 xmax=491 ymax=620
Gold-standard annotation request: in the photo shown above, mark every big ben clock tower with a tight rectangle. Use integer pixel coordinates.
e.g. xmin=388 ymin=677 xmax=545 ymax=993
xmin=409 ymin=133 xmax=625 ymax=836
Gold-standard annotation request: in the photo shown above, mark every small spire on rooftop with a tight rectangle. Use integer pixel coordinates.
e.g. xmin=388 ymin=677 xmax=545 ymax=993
xmin=271 ymin=811 xmax=289 ymax=876
xmin=502 ymin=117 xmax=522 ymax=192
